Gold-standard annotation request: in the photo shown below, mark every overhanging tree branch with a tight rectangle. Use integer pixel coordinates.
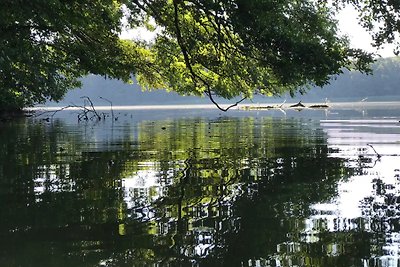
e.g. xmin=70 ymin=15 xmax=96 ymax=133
xmin=172 ymin=0 xmax=246 ymax=112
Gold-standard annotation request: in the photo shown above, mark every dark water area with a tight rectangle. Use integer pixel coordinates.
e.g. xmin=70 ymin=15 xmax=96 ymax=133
xmin=0 ymin=106 xmax=400 ymax=266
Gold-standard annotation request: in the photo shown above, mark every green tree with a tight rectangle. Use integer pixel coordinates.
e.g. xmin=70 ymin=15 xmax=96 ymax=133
xmin=0 ymin=0 xmax=141 ymax=111
xmin=130 ymin=0 xmax=372 ymax=110
xmin=0 ymin=0 xmax=382 ymax=112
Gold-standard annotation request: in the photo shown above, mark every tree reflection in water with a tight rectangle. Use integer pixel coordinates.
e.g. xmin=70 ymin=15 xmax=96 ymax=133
xmin=0 ymin=115 xmax=399 ymax=266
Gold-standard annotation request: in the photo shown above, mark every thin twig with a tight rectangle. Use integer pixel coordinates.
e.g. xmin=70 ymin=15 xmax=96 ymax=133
xmin=80 ymin=96 xmax=101 ymax=120
xmin=278 ymin=99 xmax=287 ymax=108
xmin=99 ymin=97 xmax=114 ymax=120
xmin=205 ymin=90 xmax=246 ymax=111
xmin=367 ymin=143 xmax=382 ymax=158
xmin=34 ymin=104 xmax=91 ymax=119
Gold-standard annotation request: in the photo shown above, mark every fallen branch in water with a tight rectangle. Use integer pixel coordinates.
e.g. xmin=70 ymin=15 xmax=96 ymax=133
xmin=278 ymin=99 xmax=287 ymax=108
xmin=99 ymin=96 xmax=116 ymax=121
xmin=34 ymin=96 xmax=107 ymax=122
xmin=34 ymin=104 xmax=92 ymax=120
xmin=80 ymin=96 xmax=101 ymax=121
xmin=367 ymin=143 xmax=382 ymax=158
xmin=309 ymin=104 xmax=330 ymax=108
xmin=289 ymin=101 xmax=306 ymax=108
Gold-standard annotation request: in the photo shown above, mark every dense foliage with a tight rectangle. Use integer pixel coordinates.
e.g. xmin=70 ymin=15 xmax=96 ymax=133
xmin=0 ymin=0 xmax=397 ymax=111
xmin=0 ymin=0 xmax=139 ymax=110
xmin=129 ymin=0 xmax=372 ymax=110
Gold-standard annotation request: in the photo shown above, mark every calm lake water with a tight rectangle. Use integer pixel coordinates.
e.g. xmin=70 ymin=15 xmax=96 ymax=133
xmin=1 ymin=104 xmax=400 ymax=267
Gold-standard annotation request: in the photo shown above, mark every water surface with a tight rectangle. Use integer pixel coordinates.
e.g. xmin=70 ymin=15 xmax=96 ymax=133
xmin=0 ymin=106 xmax=399 ymax=266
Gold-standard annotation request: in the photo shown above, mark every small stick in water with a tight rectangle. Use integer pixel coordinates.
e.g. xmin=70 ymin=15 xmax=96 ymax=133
xmin=367 ymin=143 xmax=381 ymax=158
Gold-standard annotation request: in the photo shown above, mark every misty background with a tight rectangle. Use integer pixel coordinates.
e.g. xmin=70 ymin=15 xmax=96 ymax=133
xmin=44 ymin=57 xmax=400 ymax=107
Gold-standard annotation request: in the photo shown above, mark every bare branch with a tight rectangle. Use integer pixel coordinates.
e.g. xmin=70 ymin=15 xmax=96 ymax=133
xmin=367 ymin=143 xmax=382 ymax=158
xmin=204 ymin=89 xmax=246 ymax=111
xmin=80 ymin=96 xmax=101 ymax=120
xmin=99 ymin=96 xmax=114 ymax=120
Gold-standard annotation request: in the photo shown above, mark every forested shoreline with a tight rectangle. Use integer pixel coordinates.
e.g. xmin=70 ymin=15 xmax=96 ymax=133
xmin=45 ymin=57 xmax=400 ymax=107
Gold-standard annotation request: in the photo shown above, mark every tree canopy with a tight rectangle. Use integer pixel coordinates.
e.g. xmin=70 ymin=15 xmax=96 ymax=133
xmin=0 ymin=0 xmax=138 ymax=110
xmin=0 ymin=0 xmax=397 ymax=111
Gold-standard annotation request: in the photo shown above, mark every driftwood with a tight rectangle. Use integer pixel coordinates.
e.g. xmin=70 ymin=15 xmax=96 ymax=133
xmin=241 ymin=100 xmax=331 ymax=110
xmin=289 ymin=101 xmax=306 ymax=108
xmin=309 ymin=104 xmax=329 ymax=108
xmin=367 ymin=143 xmax=382 ymax=158
xmin=242 ymin=99 xmax=287 ymax=110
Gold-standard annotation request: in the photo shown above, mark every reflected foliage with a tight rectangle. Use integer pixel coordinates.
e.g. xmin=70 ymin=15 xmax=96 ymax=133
xmin=1 ymin=116 xmax=397 ymax=266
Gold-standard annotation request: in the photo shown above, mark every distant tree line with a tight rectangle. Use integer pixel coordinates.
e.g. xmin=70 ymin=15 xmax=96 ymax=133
xmin=54 ymin=57 xmax=400 ymax=106
xmin=301 ymin=57 xmax=400 ymax=101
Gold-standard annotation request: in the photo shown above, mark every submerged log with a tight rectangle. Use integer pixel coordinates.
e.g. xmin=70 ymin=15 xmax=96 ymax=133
xmin=309 ymin=104 xmax=330 ymax=108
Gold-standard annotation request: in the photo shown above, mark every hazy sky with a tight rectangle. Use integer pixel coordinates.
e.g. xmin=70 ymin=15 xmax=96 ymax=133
xmin=337 ymin=6 xmax=395 ymax=58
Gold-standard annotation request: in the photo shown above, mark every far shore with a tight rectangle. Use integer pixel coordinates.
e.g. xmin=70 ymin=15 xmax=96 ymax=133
xmin=29 ymin=101 xmax=400 ymax=112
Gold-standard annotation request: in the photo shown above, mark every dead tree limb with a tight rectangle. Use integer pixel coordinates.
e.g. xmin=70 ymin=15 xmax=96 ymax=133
xmin=367 ymin=143 xmax=382 ymax=158
xmin=34 ymin=97 xmax=104 ymax=122
xmin=99 ymin=96 xmax=115 ymax=120
xmin=81 ymin=96 xmax=101 ymax=120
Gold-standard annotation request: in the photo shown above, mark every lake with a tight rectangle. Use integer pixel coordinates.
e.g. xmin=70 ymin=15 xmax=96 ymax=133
xmin=1 ymin=103 xmax=400 ymax=267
